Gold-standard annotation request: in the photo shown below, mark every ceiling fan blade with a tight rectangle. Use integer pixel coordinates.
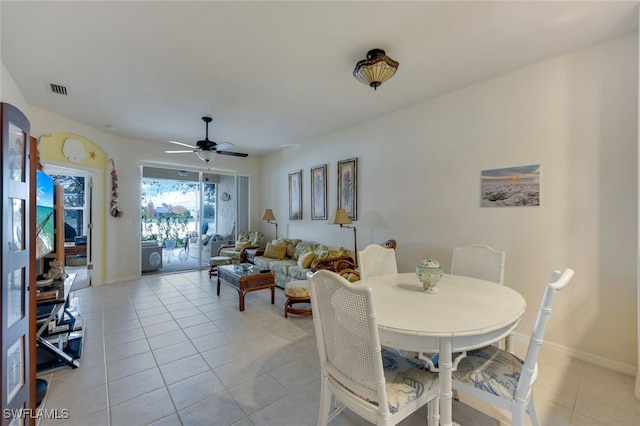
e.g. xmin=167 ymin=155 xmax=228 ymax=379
xmin=214 ymin=142 xmax=234 ymax=151
xmin=168 ymin=140 xmax=197 ymax=149
xmin=164 ymin=150 xmax=196 ymax=154
xmin=217 ymin=150 xmax=249 ymax=157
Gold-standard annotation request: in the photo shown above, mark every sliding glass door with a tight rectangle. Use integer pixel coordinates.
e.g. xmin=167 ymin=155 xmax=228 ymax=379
xmin=141 ymin=166 xmax=248 ymax=275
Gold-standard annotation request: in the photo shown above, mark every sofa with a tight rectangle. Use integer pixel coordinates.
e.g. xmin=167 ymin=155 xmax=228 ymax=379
xmin=247 ymin=238 xmax=352 ymax=288
xmin=217 ymin=231 xmax=264 ymax=264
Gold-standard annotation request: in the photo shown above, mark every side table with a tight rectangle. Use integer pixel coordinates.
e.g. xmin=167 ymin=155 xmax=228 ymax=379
xmin=217 ymin=264 xmax=275 ymax=311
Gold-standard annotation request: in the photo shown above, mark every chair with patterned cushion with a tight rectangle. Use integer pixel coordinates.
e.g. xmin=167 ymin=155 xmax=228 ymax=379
xmin=451 ymin=244 xmax=510 ymax=351
xmin=451 ymin=268 xmax=574 ymax=426
xmin=357 ymin=244 xmax=398 ymax=280
xmin=218 ymin=231 xmax=264 ymax=263
xmin=309 ymin=270 xmax=439 ymax=425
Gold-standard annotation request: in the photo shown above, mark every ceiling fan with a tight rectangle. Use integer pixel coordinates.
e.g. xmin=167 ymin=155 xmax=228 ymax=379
xmin=165 ymin=116 xmax=248 ymax=162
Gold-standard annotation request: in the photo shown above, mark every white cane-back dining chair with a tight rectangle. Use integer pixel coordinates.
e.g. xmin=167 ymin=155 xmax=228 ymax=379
xmin=451 ymin=244 xmax=510 ymax=351
xmin=309 ymin=270 xmax=440 ymax=426
xmin=451 ymin=268 xmax=574 ymax=426
xmin=358 ymin=244 xmax=398 ymax=280
xmin=451 ymin=244 xmax=505 ymax=285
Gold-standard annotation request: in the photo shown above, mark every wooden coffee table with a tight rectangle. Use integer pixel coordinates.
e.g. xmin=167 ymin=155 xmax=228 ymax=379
xmin=217 ymin=263 xmax=275 ymax=312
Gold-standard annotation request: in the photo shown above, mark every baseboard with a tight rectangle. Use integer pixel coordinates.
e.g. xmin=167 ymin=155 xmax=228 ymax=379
xmin=511 ymin=332 xmax=637 ymax=376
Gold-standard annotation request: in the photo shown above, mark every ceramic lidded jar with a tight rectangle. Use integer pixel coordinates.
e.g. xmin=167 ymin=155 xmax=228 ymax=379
xmin=416 ymin=258 xmax=443 ymax=294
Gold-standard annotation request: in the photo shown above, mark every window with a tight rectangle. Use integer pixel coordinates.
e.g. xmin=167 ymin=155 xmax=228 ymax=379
xmin=51 ymin=174 xmax=87 ymax=242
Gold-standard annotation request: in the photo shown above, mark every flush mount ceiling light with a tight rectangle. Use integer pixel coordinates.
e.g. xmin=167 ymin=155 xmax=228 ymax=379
xmin=353 ymin=48 xmax=399 ymax=90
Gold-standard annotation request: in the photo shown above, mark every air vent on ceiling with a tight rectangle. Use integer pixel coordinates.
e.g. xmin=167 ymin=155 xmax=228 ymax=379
xmin=48 ymin=83 xmax=68 ymax=96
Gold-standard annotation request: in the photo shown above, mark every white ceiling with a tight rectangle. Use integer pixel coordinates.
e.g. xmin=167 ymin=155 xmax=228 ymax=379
xmin=2 ymin=1 xmax=638 ymax=157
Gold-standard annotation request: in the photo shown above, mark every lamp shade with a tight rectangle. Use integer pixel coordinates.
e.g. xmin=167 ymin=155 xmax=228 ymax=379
xmin=262 ymin=209 xmax=276 ymax=221
xmin=195 ymin=150 xmax=214 ymax=163
xmin=333 ymin=209 xmax=352 ymax=225
xmin=353 ymin=49 xmax=399 ymax=90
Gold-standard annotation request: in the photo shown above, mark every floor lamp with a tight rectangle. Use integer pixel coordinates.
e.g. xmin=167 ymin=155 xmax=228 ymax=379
xmin=262 ymin=209 xmax=278 ymax=239
xmin=333 ymin=209 xmax=357 ymax=265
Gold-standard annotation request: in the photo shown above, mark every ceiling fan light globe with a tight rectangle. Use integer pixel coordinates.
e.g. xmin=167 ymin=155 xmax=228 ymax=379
xmin=196 ymin=150 xmax=214 ymax=163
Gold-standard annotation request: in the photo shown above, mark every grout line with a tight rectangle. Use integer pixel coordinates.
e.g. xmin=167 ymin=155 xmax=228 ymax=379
xmin=101 ymin=290 xmax=112 ymax=426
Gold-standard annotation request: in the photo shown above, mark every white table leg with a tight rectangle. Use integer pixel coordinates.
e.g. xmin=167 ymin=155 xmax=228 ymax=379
xmin=439 ymin=338 xmax=454 ymax=426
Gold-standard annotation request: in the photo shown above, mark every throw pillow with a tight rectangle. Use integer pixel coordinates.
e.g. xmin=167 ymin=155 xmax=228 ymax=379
xmin=345 ymin=272 xmax=360 ymax=282
xmin=264 ymin=242 xmax=287 ymax=260
xmin=314 ymin=249 xmax=329 ymax=260
xmin=235 ymin=240 xmax=252 ymax=251
xmin=297 ymin=251 xmax=315 ymax=269
xmin=200 ymin=234 xmax=211 ymax=245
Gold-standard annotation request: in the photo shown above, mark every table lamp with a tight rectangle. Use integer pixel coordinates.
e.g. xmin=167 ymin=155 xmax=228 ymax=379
xmin=262 ymin=209 xmax=278 ymax=239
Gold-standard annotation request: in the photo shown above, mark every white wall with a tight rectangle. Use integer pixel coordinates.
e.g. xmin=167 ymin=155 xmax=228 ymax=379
xmin=1 ymin=62 xmax=27 ymax=112
xmin=260 ymin=34 xmax=638 ymax=369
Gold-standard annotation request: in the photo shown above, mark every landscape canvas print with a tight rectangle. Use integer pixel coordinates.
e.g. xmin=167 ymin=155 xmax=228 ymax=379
xmin=481 ymin=164 xmax=540 ymax=207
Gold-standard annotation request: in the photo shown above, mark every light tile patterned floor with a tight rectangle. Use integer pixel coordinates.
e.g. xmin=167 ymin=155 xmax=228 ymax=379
xmin=37 ymin=270 xmax=640 ymax=425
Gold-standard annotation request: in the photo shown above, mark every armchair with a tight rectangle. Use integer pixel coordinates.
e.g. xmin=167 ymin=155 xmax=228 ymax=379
xmin=218 ymin=231 xmax=264 ymax=264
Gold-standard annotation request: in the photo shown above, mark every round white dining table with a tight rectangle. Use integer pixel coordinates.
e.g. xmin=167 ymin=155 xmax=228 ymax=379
xmin=360 ymin=273 xmax=526 ymax=426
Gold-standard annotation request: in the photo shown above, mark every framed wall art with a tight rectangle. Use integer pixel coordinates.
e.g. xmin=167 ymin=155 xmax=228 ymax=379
xmin=337 ymin=158 xmax=357 ymax=220
xmin=310 ymin=164 xmax=327 ymax=220
xmin=289 ymin=169 xmax=302 ymax=220
xmin=481 ymin=164 xmax=540 ymax=207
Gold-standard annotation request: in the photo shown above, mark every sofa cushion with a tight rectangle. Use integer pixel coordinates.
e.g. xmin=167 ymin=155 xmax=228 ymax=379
xmin=237 ymin=231 xmax=263 ymax=245
xmin=313 ymin=246 xmax=351 ymax=261
xmin=295 ymin=242 xmax=319 ymax=260
xmin=252 ymin=256 xmax=273 ymax=270
xmin=218 ymin=247 xmax=243 ymax=261
xmin=235 ymin=240 xmax=252 ymax=250
xmin=272 ymin=238 xmax=291 ymax=246
xmin=264 ymin=243 xmax=287 ymax=260
xmin=285 ymin=239 xmax=302 ymax=258
xmin=269 ymin=260 xmax=297 ymax=276
xmin=237 ymin=231 xmax=251 ymax=242
xmin=330 ymin=247 xmax=351 ymax=258
xmin=297 ymin=251 xmax=315 ymax=269
xmin=313 ymin=245 xmax=330 ymax=260
xmin=288 ymin=265 xmax=312 ymax=280
xmin=272 ymin=238 xmax=301 ymax=259
xmin=201 ymin=234 xmax=212 ymax=245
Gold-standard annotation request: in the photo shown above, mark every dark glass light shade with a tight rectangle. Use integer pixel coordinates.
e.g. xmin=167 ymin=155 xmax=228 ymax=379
xmin=353 ymin=49 xmax=399 ymax=90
